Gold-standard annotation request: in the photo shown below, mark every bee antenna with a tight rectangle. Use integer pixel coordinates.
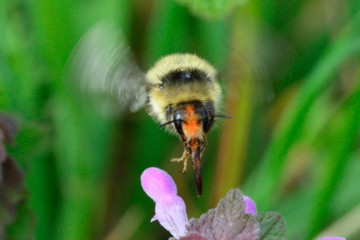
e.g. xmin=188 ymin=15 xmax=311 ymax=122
xmin=214 ymin=114 xmax=232 ymax=119
xmin=159 ymin=120 xmax=174 ymax=128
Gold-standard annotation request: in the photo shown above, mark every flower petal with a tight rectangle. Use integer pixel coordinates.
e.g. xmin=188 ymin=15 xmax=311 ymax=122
xmin=141 ymin=167 xmax=177 ymax=202
xmin=243 ymin=195 xmax=257 ymax=216
xmin=151 ymin=215 xmax=157 ymax=222
xmin=155 ymin=195 xmax=188 ymax=238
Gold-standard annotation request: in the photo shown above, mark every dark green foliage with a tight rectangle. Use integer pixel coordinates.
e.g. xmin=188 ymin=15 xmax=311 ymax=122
xmin=1 ymin=0 xmax=359 ymax=239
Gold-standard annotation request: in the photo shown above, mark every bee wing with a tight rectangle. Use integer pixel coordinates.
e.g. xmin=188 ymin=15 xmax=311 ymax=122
xmin=219 ymin=50 xmax=275 ymax=105
xmin=210 ymin=28 xmax=295 ymax=109
xmin=69 ymin=23 xmax=147 ymax=115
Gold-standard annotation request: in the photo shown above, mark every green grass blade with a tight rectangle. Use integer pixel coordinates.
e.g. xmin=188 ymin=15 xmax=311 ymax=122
xmin=175 ymin=0 xmax=247 ymax=19
xmin=244 ymin=12 xmax=360 ymax=210
xmin=307 ymin=85 xmax=360 ymax=238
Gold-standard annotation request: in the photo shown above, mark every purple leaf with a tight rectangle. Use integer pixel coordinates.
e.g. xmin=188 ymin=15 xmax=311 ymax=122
xmin=0 ymin=156 xmax=25 ymax=237
xmin=0 ymin=143 xmax=5 ymax=165
xmin=178 ymin=233 xmax=208 ymax=240
xmin=0 ymin=113 xmax=18 ymax=144
xmin=0 ymin=113 xmax=25 ymax=238
xmin=0 ymin=113 xmax=19 ymax=182
xmin=187 ymin=189 xmax=259 ymax=240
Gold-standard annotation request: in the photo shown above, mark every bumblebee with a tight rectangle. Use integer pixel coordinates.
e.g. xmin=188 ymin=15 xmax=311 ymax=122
xmin=71 ymin=25 xmax=229 ymax=195
xmin=146 ymin=54 xmax=224 ymax=195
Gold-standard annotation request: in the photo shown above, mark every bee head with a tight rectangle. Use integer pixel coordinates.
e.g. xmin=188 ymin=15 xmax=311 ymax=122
xmin=168 ymin=101 xmax=215 ymax=141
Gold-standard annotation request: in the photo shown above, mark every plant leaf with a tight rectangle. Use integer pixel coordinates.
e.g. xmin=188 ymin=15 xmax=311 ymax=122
xmin=178 ymin=233 xmax=208 ymax=240
xmin=0 ymin=113 xmax=18 ymax=144
xmin=0 ymin=156 xmax=25 ymax=238
xmin=186 ymin=189 xmax=259 ymax=240
xmin=256 ymin=212 xmax=286 ymax=240
xmin=0 ymin=113 xmax=25 ymax=238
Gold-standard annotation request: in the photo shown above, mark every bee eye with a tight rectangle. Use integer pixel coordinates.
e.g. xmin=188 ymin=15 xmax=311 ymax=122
xmin=159 ymin=83 xmax=164 ymax=90
xmin=197 ymin=107 xmax=214 ymax=133
xmin=173 ymin=112 xmax=184 ymax=136
xmin=202 ymin=116 xmax=214 ymax=133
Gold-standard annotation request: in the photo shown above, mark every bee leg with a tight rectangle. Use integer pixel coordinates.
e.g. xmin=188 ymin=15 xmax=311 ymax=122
xmin=181 ymin=151 xmax=190 ymax=174
xmin=170 ymin=150 xmax=190 ymax=174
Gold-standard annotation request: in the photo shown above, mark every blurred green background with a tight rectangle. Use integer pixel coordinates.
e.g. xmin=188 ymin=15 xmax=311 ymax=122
xmin=1 ymin=0 xmax=360 ymax=239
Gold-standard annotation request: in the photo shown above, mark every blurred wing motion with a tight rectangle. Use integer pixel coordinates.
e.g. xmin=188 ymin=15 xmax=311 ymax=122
xmin=217 ymin=45 xmax=276 ymax=107
xmin=69 ymin=23 xmax=147 ymax=115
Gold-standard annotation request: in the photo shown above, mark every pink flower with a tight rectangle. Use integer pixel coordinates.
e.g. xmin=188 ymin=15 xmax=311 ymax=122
xmin=141 ymin=167 xmax=260 ymax=239
xmin=243 ymin=195 xmax=257 ymax=216
xmin=140 ymin=167 xmax=343 ymax=240
xmin=141 ymin=167 xmax=188 ymax=238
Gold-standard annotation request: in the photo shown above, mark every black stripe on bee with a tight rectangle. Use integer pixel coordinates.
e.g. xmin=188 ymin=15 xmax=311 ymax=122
xmin=160 ymin=69 xmax=210 ymax=87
